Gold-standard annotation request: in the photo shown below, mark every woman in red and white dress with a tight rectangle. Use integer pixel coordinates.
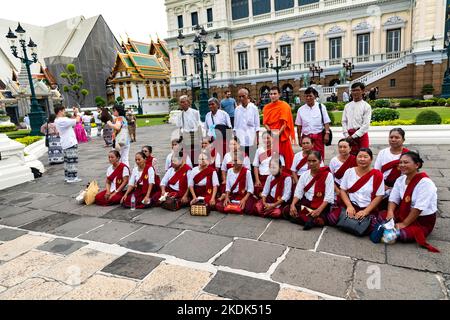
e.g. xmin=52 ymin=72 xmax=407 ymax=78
xmin=329 ymin=139 xmax=357 ymax=192
xmin=253 ymin=131 xmax=285 ymax=198
xmin=329 ymin=148 xmax=385 ymax=234
xmin=201 ymin=137 xmax=221 ymax=171
xmin=386 ymin=151 xmax=439 ymax=252
xmin=255 ymin=157 xmax=292 ymax=219
xmin=189 ymin=152 xmax=220 ymax=209
xmin=95 ymin=150 xmax=130 ymax=206
xmin=284 ymin=151 xmax=334 ymax=230
xmin=220 ymin=137 xmax=251 ymax=194
xmin=165 ymin=138 xmax=192 ymax=171
xmin=291 ymin=136 xmax=323 ymax=184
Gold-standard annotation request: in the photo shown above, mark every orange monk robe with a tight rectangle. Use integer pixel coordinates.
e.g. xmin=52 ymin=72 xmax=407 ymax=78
xmin=263 ymin=100 xmax=295 ymax=169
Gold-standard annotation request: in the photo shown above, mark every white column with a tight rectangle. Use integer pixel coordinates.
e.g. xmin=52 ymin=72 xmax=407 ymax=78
xmin=249 ymin=0 xmax=254 ymax=22
xmin=150 ymin=82 xmax=155 ymax=99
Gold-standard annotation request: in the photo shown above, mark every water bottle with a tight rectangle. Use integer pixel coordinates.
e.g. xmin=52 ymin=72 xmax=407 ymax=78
xmin=130 ymin=193 xmax=136 ymax=211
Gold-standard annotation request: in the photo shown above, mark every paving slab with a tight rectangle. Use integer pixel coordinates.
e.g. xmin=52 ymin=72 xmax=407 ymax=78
xmin=133 ymin=208 xmax=188 ymax=227
xmin=159 ymin=230 xmax=232 ymax=263
xmin=37 ymin=238 xmax=88 ymax=256
xmin=25 ymin=196 xmax=68 ymax=210
xmin=213 ymin=239 xmax=286 ymax=273
xmin=276 ymin=288 xmax=320 ymax=300
xmin=168 ymin=211 xmax=226 ymax=232
xmin=101 ymin=252 xmax=164 ymax=280
xmin=127 ymin=264 xmax=212 ymax=300
xmin=117 ymin=225 xmax=182 ymax=253
xmin=429 ymin=218 xmax=450 ymax=242
xmin=0 ymin=229 xmax=27 ymax=242
xmin=72 ymin=204 xmax=119 ymax=217
xmin=440 ymin=169 xmax=450 ymax=177
xmin=0 ymin=251 xmax=62 ymax=287
xmin=317 ymin=228 xmax=386 ymax=263
xmin=50 ymin=217 xmax=111 ymax=238
xmin=0 ymin=278 xmax=73 ymax=300
xmin=386 ymin=240 xmax=450 ymax=273
xmin=438 ymin=201 xmax=450 ymax=218
xmin=272 ymin=249 xmax=354 ymax=298
xmin=0 ymin=235 xmax=50 ymax=262
xmin=46 ymin=200 xmax=85 ymax=213
xmin=0 ymin=206 xmax=30 ymax=220
xmin=438 ymin=189 xmax=450 ymax=201
xmin=203 ymin=271 xmax=280 ymax=300
xmin=7 ymin=193 xmax=48 ymax=207
xmin=0 ymin=210 xmax=56 ymax=228
xmin=209 ymin=214 xmax=271 ymax=240
xmin=79 ymin=221 xmax=143 ymax=244
xmin=430 ymin=177 xmax=450 ymax=188
xmin=61 ymin=274 xmax=137 ymax=300
xmin=352 ymin=261 xmax=445 ymax=300
xmin=21 ymin=213 xmax=81 ymax=233
xmin=101 ymin=207 xmax=143 ymax=222
xmin=195 ymin=293 xmax=227 ymax=300
xmin=259 ymin=219 xmax=322 ymax=250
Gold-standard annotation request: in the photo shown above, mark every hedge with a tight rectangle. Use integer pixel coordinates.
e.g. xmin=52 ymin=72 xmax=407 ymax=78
xmin=0 ymin=125 xmax=17 ymax=133
xmin=370 ymin=99 xmax=391 ymax=109
xmin=371 ymin=119 xmax=416 ymax=126
xmin=416 ymin=110 xmax=442 ymax=125
xmin=372 ymin=108 xmax=400 ymax=122
xmin=14 ymin=136 xmax=43 ymax=147
xmin=135 ymin=114 xmax=169 ymax=119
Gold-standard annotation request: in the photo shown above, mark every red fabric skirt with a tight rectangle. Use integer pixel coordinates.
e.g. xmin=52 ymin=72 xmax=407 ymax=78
xmin=194 ymin=185 xmax=214 ymax=204
xmin=152 ymin=186 xmax=189 ymax=208
xmin=123 ymin=187 xmax=153 ymax=209
xmin=328 ymin=201 xmax=380 ymax=234
xmin=282 ymin=198 xmax=327 ymax=227
xmin=348 ymin=130 xmax=370 ymax=155
xmin=254 ymin=175 xmax=269 ymax=199
xmin=303 ymin=133 xmax=325 ymax=160
xmin=398 ymin=214 xmax=437 ymax=242
xmin=95 ymin=190 xmax=124 ymax=206
xmin=255 ymin=196 xmax=286 ymax=219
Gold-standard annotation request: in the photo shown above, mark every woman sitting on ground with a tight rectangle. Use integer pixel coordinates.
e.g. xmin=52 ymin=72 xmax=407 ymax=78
xmin=142 ymin=145 xmax=158 ymax=171
xmin=291 ymin=136 xmax=323 ymax=184
xmin=165 ymin=138 xmax=192 ymax=171
xmin=329 ymin=139 xmax=357 ymax=196
xmin=284 ymin=151 xmax=334 ymax=230
xmin=189 ymin=152 xmax=220 ymax=209
xmin=385 ymin=151 xmax=439 ymax=252
xmin=253 ymin=131 xmax=285 ymax=198
xmin=201 ymin=137 xmax=221 ymax=171
xmin=121 ymin=152 xmax=157 ymax=209
xmin=220 ymin=136 xmax=251 ymax=193
xmin=255 ymin=157 xmax=292 ymax=219
xmin=96 ymin=150 xmax=130 ymax=206
xmin=329 ymin=148 xmax=385 ymax=234
xmin=216 ymin=151 xmax=256 ymax=215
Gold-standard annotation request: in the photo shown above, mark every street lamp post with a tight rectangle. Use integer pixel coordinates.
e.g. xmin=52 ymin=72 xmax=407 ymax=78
xmin=441 ymin=32 xmax=450 ymax=98
xmin=343 ymin=60 xmax=355 ymax=81
xmin=268 ymin=49 xmax=291 ymax=89
xmin=6 ymin=23 xmax=46 ymax=136
xmin=431 ymin=35 xmax=437 ymax=52
xmin=177 ymin=25 xmax=221 ymax=121
xmin=136 ymin=83 xmax=143 ymax=115
xmin=204 ymin=63 xmax=210 ymax=95
xmin=309 ymin=64 xmax=323 ymax=85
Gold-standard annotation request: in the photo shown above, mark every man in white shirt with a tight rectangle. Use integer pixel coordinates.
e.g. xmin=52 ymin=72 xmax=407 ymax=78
xmin=234 ymin=88 xmax=260 ymax=160
xmin=342 ymin=82 xmax=372 ymax=155
xmin=176 ymin=95 xmax=202 ymax=166
xmin=295 ymin=87 xmax=331 ymax=159
xmin=92 ymin=107 xmax=103 ymax=137
xmin=54 ymin=106 xmax=81 ymax=183
xmin=343 ymin=90 xmax=350 ymax=103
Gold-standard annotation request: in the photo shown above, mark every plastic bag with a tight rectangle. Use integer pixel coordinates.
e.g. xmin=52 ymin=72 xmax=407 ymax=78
xmin=84 ymin=180 xmax=99 ymax=206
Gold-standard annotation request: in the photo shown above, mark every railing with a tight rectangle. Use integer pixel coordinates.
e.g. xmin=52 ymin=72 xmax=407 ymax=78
xmin=253 ymin=13 xmax=271 ymax=21
xmin=275 ymin=8 xmax=295 ymax=17
xmin=298 ymin=2 xmax=320 ymax=12
xmin=357 ymin=56 xmax=370 ymax=63
xmin=325 ymin=0 xmax=347 ymax=7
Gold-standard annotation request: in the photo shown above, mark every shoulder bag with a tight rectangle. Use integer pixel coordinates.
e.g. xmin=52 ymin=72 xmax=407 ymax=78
xmin=319 ymin=104 xmax=333 ymax=146
xmin=336 ymin=208 xmax=370 ymax=237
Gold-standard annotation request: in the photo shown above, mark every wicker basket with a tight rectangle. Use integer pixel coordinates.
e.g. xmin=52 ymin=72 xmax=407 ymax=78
xmin=190 ymin=204 xmax=210 ymax=216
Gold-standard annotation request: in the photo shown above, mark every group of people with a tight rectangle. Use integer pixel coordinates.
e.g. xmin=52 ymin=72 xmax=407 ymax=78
xmin=90 ymin=82 xmax=438 ymax=252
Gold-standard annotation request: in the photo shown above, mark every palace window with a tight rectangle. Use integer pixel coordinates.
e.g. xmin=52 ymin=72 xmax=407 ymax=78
xmin=304 ymin=41 xmax=315 ymax=63
xmin=210 ymin=55 xmax=217 ymax=73
xmin=275 ymin=0 xmax=294 ymax=11
xmin=191 ymin=12 xmax=199 ymax=27
xmin=177 ymin=15 xmax=184 ymax=29
xmin=280 ymin=44 xmax=291 ymax=65
xmin=194 ymin=57 xmax=202 ymax=75
xmin=181 ymin=59 xmax=187 ymax=77
xmin=207 ymin=8 xmax=213 ymax=23
xmin=231 ymin=0 xmax=249 ymax=20
xmin=329 ymin=37 xmax=342 ymax=60
xmin=258 ymin=48 xmax=269 ymax=69
xmin=357 ymin=33 xmax=370 ymax=57
xmin=238 ymin=51 xmax=249 ymax=70
xmin=119 ymin=86 xmax=124 ymax=99
xmin=298 ymin=0 xmax=319 ymax=5
xmin=387 ymin=29 xmax=401 ymax=53
xmin=127 ymin=85 xmax=132 ymax=99
xmin=253 ymin=0 xmax=271 ymax=16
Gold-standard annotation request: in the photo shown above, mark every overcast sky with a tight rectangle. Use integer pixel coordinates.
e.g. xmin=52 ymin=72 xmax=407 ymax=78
xmin=2 ymin=0 xmax=168 ymax=42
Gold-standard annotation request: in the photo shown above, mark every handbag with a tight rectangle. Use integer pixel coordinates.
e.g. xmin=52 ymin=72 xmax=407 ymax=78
xmin=224 ymin=203 xmax=243 ymax=214
xmin=319 ymin=104 xmax=333 ymax=146
xmin=162 ymin=195 xmax=180 ymax=211
xmin=190 ymin=198 xmax=210 ymax=216
xmin=337 ymin=208 xmax=370 ymax=237
xmin=84 ymin=180 xmax=99 ymax=206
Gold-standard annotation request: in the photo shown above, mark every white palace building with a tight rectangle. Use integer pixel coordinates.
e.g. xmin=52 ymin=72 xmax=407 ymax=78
xmin=164 ymin=0 xmax=447 ymax=102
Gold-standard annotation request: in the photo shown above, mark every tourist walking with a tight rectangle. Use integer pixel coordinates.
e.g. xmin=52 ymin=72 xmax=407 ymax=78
xmin=73 ymin=107 xmax=88 ymax=144
xmin=93 ymin=107 xmax=103 ymax=137
xmin=40 ymin=114 xmax=64 ymax=165
xmin=126 ymin=109 xmax=137 ymax=142
xmin=82 ymin=111 xmax=92 ymax=140
xmin=220 ymin=90 xmax=237 ymax=127
xmin=101 ymin=108 xmax=114 ymax=147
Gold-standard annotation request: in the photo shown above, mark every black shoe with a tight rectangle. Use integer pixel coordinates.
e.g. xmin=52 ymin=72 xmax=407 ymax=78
xmin=303 ymin=220 xmax=315 ymax=231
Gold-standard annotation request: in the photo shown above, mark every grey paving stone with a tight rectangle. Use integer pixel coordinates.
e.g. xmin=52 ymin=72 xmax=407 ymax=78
xmin=159 ymin=231 xmax=232 ymax=263
xmin=426 ymin=169 xmax=444 ymax=178
xmin=6 ymin=193 xmax=43 ymax=206
xmin=168 ymin=211 xmax=226 ymax=232
xmin=272 ymin=249 xmax=354 ymax=298
xmin=42 ymin=184 xmax=81 ymax=197
xmin=101 ymin=252 xmax=164 ymax=280
xmin=118 ymin=225 xmax=182 ymax=253
xmin=431 ymin=177 xmax=450 ymax=188
xmin=51 ymin=217 xmax=111 ymax=238
xmin=352 ymin=261 xmax=445 ymax=300
xmin=438 ymin=189 xmax=450 ymax=201
xmin=0 ymin=206 xmax=30 ymax=220
xmin=259 ymin=219 xmax=322 ymax=250
xmin=386 ymin=240 xmax=450 ymax=273
xmin=213 ymin=239 xmax=286 ymax=273
xmin=37 ymin=238 xmax=88 ymax=255
xmin=0 ymin=210 xmax=56 ymax=228
xmin=101 ymin=207 xmax=142 ymax=221
xmin=203 ymin=271 xmax=280 ymax=300
xmin=25 ymin=196 xmax=68 ymax=210
xmin=440 ymin=169 xmax=450 ymax=177
xmin=209 ymin=214 xmax=271 ymax=240
xmin=438 ymin=201 xmax=450 ymax=218
xmin=133 ymin=207 xmax=187 ymax=227
xmin=429 ymin=218 xmax=450 ymax=242
xmin=0 ymin=229 xmax=27 ymax=241
xmin=317 ymin=228 xmax=386 ymax=263
xmin=21 ymin=213 xmax=81 ymax=233
xmin=72 ymin=204 xmax=119 ymax=217
xmin=46 ymin=200 xmax=84 ymax=213
xmin=79 ymin=221 xmax=143 ymax=244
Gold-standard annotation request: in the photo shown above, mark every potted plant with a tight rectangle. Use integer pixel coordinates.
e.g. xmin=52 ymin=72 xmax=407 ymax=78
xmin=422 ymin=84 xmax=435 ymax=100
xmin=0 ymin=108 xmax=11 ymax=124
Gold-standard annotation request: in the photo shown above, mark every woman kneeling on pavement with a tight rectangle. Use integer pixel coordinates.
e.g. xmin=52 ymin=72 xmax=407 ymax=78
xmin=284 ymin=151 xmax=334 ymax=230
xmin=255 ymin=157 xmax=292 ymax=219
xmin=121 ymin=152 xmax=158 ymax=209
xmin=96 ymin=150 xmax=130 ymax=206
xmin=385 ymin=151 xmax=439 ymax=252
xmin=216 ymin=151 xmax=256 ymax=214
xmin=189 ymin=152 xmax=220 ymax=209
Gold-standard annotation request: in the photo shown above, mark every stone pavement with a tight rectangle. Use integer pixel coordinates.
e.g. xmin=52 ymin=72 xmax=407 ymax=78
xmin=0 ymin=124 xmax=449 ymax=300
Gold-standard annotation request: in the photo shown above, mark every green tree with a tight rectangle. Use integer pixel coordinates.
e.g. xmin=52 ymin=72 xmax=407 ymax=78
xmin=115 ymin=96 xmax=125 ymax=107
xmin=60 ymin=64 xmax=89 ymax=107
xmin=95 ymin=96 xmax=106 ymax=107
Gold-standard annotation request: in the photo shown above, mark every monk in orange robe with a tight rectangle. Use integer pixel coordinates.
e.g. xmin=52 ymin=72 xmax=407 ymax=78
xmin=263 ymin=87 xmax=296 ymax=169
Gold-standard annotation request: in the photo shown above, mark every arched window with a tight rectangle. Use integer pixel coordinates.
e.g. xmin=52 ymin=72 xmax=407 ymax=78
xmin=231 ymin=0 xmax=249 ymax=20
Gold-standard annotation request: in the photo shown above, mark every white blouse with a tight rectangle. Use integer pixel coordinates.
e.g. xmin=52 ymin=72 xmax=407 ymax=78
xmin=161 ymin=167 xmax=191 ymax=191
xmin=221 ymin=152 xmax=251 ymax=172
xmin=293 ymin=170 xmax=335 ymax=204
xmin=389 ymin=175 xmax=437 ymax=216
xmin=188 ymin=167 xmax=220 ymax=187
xmin=262 ymin=175 xmax=292 ymax=205
xmin=165 ymin=152 xmax=193 ymax=171
xmin=107 ymin=165 xmax=130 ymax=192
xmin=128 ymin=166 xmax=155 ymax=187
xmin=374 ymin=148 xmax=403 ymax=180
xmin=226 ymin=168 xmax=254 ymax=194
xmin=291 ymin=152 xmax=324 ymax=176
xmin=340 ymin=168 xmax=385 ymax=208
xmin=202 ymin=149 xmax=222 ymax=169
xmin=253 ymin=147 xmax=285 ymax=176
xmin=329 ymin=156 xmax=350 ymax=186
